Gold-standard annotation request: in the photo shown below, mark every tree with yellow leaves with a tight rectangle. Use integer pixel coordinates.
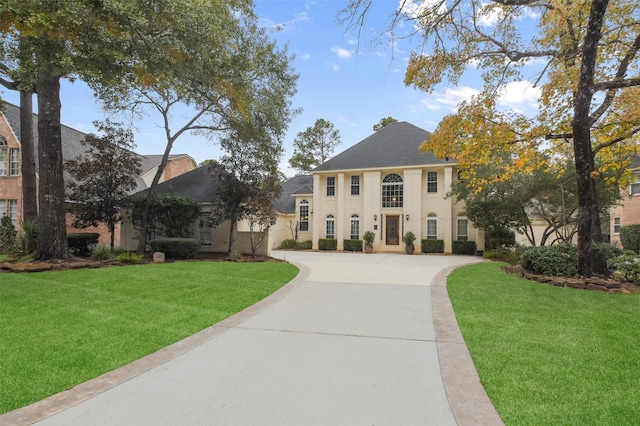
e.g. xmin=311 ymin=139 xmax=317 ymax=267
xmin=341 ymin=0 xmax=640 ymax=276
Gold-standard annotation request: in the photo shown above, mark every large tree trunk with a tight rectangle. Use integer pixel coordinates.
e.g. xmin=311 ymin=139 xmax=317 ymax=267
xmin=572 ymin=0 xmax=609 ymax=277
xmin=20 ymin=91 xmax=38 ymax=222
xmin=36 ymin=76 xmax=69 ymax=260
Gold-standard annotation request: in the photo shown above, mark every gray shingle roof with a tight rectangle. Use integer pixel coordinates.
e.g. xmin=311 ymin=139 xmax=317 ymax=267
xmin=2 ymin=101 xmax=189 ymax=191
xmin=313 ymin=121 xmax=452 ymax=172
xmin=147 ymin=165 xmax=220 ymax=203
xmin=274 ymin=175 xmax=313 ymax=214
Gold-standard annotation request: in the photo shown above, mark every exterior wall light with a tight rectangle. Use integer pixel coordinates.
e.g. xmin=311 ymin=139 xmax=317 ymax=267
xmin=406 ymin=214 xmax=410 ymax=221
xmin=374 ymin=215 xmax=377 ymax=221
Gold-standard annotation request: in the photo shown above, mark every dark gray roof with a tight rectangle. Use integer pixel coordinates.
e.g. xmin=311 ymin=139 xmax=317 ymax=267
xmin=2 ymin=101 xmax=188 ymax=191
xmin=274 ymin=175 xmax=313 ymax=214
xmin=313 ymin=121 xmax=451 ymax=172
xmin=149 ymin=165 xmax=220 ymax=203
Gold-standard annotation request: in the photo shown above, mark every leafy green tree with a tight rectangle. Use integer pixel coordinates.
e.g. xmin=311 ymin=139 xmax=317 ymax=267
xmin=92 ymin=4 xmax=298 ymax=254
xmin=288 ymin=119 xmax=341 ymax=173
xmin=128 ymin=193 xmax=200 ymax=241
xmin=373 ymin=116 xmax=397 ymax=131
xmin=341 ymin=0 xmax=640 ymax=276
xmin=65 ymin=120 xmax=142 ymax=250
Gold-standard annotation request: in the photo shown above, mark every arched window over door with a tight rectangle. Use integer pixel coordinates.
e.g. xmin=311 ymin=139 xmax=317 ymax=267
xmin=350 ymin=214 xmax=360 ymax=240
xmin=325 ymin=215 xmax=335 ymax=239
xmin=382 ymin=173 xmax=403 ymax=208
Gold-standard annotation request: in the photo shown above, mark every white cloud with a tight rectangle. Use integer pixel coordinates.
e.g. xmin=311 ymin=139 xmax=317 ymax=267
xmin=399 ymin=0 xmax=446 ymax=19
xmin=414 ymin=86 xmax=480 ymax=113
xmin=498 ymin=81 xmax=541 ymax=114
xmin=326 ymin=62 xmax=340 ymax=71
xmin=300 ymin=53 xmax=311 ymax=61
xmin=330 ymin=46 xmax=355 ymax=60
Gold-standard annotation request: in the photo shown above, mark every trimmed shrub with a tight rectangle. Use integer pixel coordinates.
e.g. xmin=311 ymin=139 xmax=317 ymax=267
xmin=452 ymin=240 xmax=477 ymax=255
xmin=67 ymin=232 xmax=100 ymax=256
xmin=92 ymin=245 xmax=117 ymax=261
xmin=343 ymin=239 xmax=363 ymax=252
xmin=279 ymin=239 xmax=298 ymax=250
xmin=298 ymin=240 xmax=312 ymax=250
xmin=149 ymin=238 xmax=200 ymax=259
xmin=278 ymin=239 xmax=312 ymax=250
xmin=620 ymin=224 xmax=640 ymax=253
xmin=483 ymin=247 xmax=519 ymax=263
xmin=421 ymin=239 xmax=444 ymax=253
xmin=591 ymin=242 xmax=623 ymax=275
xmin=520 ymin=244 xmax=578 ymax=276
xmin=318 ymin=238 xmax=337 ymax=250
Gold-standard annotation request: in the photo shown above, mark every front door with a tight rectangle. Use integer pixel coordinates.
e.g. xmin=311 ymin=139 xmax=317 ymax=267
xmin=385 ymin=215 xmax=400 ymax=245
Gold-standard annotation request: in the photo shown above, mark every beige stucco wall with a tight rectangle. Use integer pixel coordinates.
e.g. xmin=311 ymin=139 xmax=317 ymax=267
xmin=308 ymin=165 xmax=484 ymax=253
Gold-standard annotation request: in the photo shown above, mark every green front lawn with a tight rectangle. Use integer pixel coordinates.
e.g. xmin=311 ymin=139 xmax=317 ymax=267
xmin=0 ymin=261 xmax=298 ymax=414
xmin=448 ymin=262 xmax=640 ymax=425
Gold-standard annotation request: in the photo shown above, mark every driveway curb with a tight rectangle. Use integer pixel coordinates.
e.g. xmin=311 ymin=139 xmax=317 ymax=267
xmin=431 ymin=263 xmax=505 ymax=426
xmin=0 ymin=263 xmax=311 ymax=426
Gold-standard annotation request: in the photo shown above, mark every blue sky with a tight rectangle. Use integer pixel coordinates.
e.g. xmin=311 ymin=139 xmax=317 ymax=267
xmin=1 ymin=0 xmax=540 ymax=177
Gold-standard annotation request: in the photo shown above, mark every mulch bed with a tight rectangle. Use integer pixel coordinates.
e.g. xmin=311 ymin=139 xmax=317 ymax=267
xmin=0 ymin=252 xmax=283 ymax=273
xmin=502 ymin=265 xmax=640 ymax=294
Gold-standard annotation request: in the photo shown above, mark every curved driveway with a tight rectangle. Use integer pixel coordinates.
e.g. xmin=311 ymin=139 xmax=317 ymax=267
xmin=6 ymin=251 xmax=502 ymax=425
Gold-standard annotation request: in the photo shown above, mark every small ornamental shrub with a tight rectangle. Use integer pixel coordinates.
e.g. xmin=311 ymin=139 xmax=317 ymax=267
xmin=402 ymin=231 xmax=417 ymax=246
xmin=115 ymin=251 xmax=144 ymax=264
xmin=363 ymin=231 xmax=375 ymax=245
xmin=318 ymin=238 xmax=337 ymax=250
xmin=483 ymin=247 xmax=519 ymax=263
xmin=520 ymin=244 xmax=578 ymax=276
xmin=591 ymin=242 xmax=623 ymax=275
xmin=421 ymin=239 xmax=444 ymax=253
xmin=343 ymin=239 xmax=363 ymax=252
xmin=452 ymin=240 xmax=477 ymax=255
xmin=149 ymin=238 xmax=200 ymax=259
xmin=279 ymin=239 xmax=297 ymax=249
xmin=0 ymin=215 xmax=16 ymax=252
xmin=609 ymin=251 xmax=640 ymax=284
xmin=92 ymin=245 xmax=117 ymax=261
xmin=620 ymin=224 xmax=640 ymax=253
xmin=67 ymin=232 xmax=100 ymax=256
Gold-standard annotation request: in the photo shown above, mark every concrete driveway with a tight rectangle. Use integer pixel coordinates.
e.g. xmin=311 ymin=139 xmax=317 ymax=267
xmin=6 ymin=251 xmax=502 ymax=426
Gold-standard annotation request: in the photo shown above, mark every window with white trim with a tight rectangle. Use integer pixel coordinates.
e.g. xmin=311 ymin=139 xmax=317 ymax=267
xmin=426 ymin=213 xmax=438 ymax=239
xmin=382 ymin=173 xmax=403 ymax=208
xmin=299 ymin=199 xmax=309 ymax=231
xmin=326 ymin=215 xmax=335 ymax=239
xmin=0 ymin=199 xmax=18 ymax=228
xmin=351 ymin=175 xmax=360 ymax=196
xmin=350 ymin=214 xmax=360 ymax=240
xmin=613 ymin=217 xmax=621 ymax=234
xmin=631 ymin=172 xmax=640 ymax=195
xmin=427 ymin=171 xmax=438 ymax=193
xmin=0 ymin=141 xmax=7 ymax=176
xmin=10 ymin=149 xmax=19 ymax=176
xmin=326 ymin=176 xmax=335 ymax=196
xmin=457 ymin=217 xmax=469 ymax=241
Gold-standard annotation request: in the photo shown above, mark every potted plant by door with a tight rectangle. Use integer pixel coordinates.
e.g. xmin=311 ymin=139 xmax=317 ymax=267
xmin=363 ymin=230 xmax=375 ymax=253
xmin=402 ymin=231 xmax=416 ymax=255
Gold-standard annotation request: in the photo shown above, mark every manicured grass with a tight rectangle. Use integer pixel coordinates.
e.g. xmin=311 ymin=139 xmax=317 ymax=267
xmin=0 ymin=254 xmax=9 ymax=261
xmin=0 ymin=261 xmax=298 ymax=414
xmin=448 ymin=262 xmax=640 ymax=425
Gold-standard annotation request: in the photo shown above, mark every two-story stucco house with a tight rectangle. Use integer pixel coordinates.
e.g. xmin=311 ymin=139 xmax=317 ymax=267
xmin=272 ymin=121 xmax=484 ymax=253
xmin=0 ymin=101 xmax=197 ymax=246
xmin=610 ymin=155 xmax=640 ymax=247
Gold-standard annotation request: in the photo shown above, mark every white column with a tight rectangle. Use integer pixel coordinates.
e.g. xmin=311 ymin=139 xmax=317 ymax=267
xmin=443 ymin=167 xmax=453 ymax=253
xmin=312 ymin=174 xmax=321 ymax=250
xmin=337 ymin=172 xmax=345 ymax=250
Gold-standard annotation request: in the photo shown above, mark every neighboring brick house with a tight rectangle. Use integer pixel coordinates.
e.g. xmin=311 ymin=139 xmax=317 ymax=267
xmin=610 ymin=155 xmax=640 ymax=248
xmin=0 ymin=101 xmax=196 ymax=247
xmin=272 ymin=122 xmax=484 ymax=253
